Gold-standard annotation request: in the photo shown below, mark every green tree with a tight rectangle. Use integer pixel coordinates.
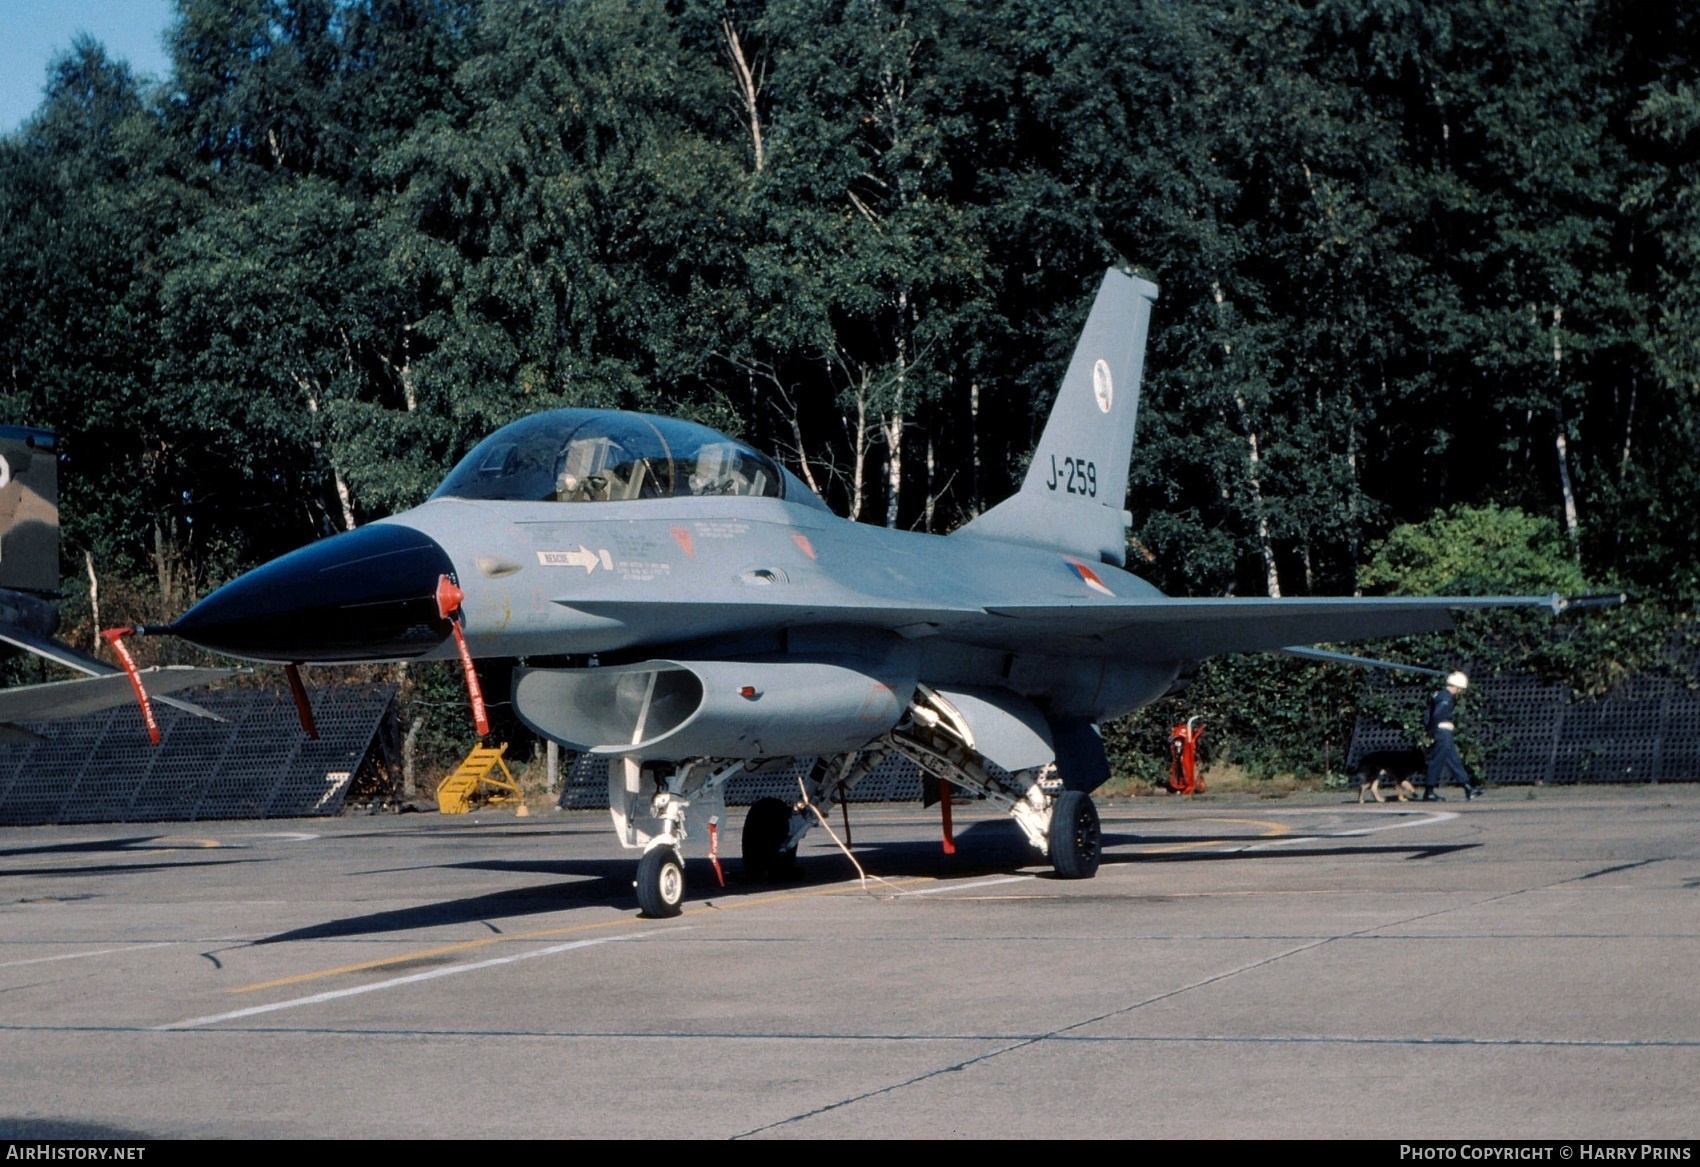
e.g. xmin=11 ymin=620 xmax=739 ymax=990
xmin=0 ymin=38 xmax=199 ymax=580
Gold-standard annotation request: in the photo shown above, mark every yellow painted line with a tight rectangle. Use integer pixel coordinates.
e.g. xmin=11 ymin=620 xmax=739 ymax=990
xmin=231 ymin=876 xmax=932 ymax=995
xmin=1135 ymin=816 xmax=1291 ymax=855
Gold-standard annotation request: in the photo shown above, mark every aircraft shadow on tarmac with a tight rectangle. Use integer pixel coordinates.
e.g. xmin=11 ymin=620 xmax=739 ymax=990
xmin=3 ymin=858 xmax=255 ymax=879
xmin=252 ymin=863 xmax=640 ymax=944
xmin=0 ymin=1118 xmax=154 ymax=1139
xmin=252 ymin=819 xmax=1477 ymax=944
xmin=0 ymin=833 xmax=264 ymax=879
xmin=0 ymin=835 xmax=167 ymax=857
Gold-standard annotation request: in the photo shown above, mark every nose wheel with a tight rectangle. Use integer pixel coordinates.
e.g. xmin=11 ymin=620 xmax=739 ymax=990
xmin=635 ymin=846 xmax=685 ymax=918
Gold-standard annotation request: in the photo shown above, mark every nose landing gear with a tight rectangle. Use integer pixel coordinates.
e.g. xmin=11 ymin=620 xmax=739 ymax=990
xmin=635 ymin=845 xmax=686 ymax=918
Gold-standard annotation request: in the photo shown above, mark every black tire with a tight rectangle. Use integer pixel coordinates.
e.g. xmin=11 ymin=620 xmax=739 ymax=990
xmin=1049 ymin=790 xmax=1101 ymax=879
xmin=742 ymin=797 xmax=798 ymax=882
xmin=635 ymin=847 xmax=685 ymax=918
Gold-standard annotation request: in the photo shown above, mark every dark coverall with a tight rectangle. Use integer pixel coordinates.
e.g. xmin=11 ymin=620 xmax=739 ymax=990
xmin=1424 ymin=687 xmax=1476 ymax=796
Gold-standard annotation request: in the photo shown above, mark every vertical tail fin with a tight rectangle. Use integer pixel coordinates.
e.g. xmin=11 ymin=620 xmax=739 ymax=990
xmin=0 ymin=427 xmax=58 ymax=594
xmin=954 ymin=269 xmax=1158 ymax=566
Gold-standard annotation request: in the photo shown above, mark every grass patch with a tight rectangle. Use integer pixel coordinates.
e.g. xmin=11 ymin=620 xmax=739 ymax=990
xmin=1098 ymin=763 xmax=1332 ymax=800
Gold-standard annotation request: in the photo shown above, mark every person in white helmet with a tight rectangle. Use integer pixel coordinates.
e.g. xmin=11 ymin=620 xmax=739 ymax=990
xmin=1423 ymin=671 xmax=1483 ymax=801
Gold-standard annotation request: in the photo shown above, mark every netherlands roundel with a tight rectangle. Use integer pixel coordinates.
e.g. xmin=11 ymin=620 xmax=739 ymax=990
xmin=1065 ymin=557 xmax=1115 ymax=597
xmin=1093 ymin=359 xmax=1113 ymax=413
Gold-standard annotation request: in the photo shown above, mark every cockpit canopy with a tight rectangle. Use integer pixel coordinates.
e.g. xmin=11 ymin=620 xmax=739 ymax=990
xmin=432 ymin=410 xmax=786 ymax=504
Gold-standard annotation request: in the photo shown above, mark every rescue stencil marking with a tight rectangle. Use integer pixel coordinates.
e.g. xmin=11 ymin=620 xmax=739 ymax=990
xmin=791 ymin=532 xmax=817 ymax=560
xmin=1093 ymin=358 xmax=1113 ymax=413
xmin=537 ymin=547 xmax=614 ymax=573
xmin=670 ymin=527 xmax=694 ymax=557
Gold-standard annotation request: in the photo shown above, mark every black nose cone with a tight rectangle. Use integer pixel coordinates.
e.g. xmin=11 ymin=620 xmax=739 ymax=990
xmin=172 ymin=524 xmax=456 ymax=662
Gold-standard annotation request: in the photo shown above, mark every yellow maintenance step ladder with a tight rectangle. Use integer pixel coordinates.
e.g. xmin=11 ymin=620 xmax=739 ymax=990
xmin=436 ymin=742 xmax=520 ymax=814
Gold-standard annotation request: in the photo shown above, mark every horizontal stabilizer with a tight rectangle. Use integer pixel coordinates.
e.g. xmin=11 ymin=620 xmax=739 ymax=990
xmin=0 ymin=666 xmax=243 ymax=725
xmin=0 ymin=625 xmax=115 ymax=677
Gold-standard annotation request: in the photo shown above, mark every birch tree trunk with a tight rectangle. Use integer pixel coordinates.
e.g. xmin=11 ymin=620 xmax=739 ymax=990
xmin=1216 ymin=282 xmax=1281 ymax=597
xmin=300 ymin=378 xmax=357 ymax=532
xmin=1552 ymin=307 xmax=1581 ymax=565
xmin=722 ymin=17 xmax=765 ymax=172
xmin=846 ymin=373 xmax=869 ymax=522
xmin=86 ymin=551 xmax=101 ymax=652
xmin=884 ymin=290 xmax=908 ymax=529
xmin=969 ymin=380 xmax=981 ymax=516
xmin=1230 ymin=391 xmax=1281 ymax=597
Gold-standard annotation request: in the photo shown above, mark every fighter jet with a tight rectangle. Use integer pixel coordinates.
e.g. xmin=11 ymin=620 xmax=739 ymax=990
xmin=137 ymin=269 xmax=1562 ymax=915
xmin=0 ymin=426 xmax=232 ymax=743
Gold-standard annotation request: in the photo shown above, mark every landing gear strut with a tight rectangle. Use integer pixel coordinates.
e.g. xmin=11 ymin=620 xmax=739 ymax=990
xmin=609 ymin=758 xmax=746 ymax=917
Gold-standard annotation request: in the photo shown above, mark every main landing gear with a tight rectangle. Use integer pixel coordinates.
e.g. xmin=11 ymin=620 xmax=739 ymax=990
xmin=741 ymin=796 xmax=801 ymax=882
xmin=882 ymin=688 xmax=1105 ymax=880
xmin=1047 ymin=789 xmax=1101 ymax=878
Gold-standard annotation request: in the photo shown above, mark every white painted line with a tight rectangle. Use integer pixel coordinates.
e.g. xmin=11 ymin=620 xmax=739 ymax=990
xmin=1331 ymin=809 xmax=1458 ymax=837
xmin=155 ymin=929 xmax=674 ymax=1030
xmin=0 ymin=943 xmax=172 ymax=970
xmin=1237 ymin=809 xmax=1457 ymax=850
xmin=902 ymin=875 xmax=1033 ymax=897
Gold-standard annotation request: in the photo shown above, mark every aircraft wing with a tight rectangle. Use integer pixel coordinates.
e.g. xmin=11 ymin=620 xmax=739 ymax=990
xmin=0 ymin=667 xmax=242 ymax=725
xmin=973 ymin=595 xmax=1560 ymax=659
xmin=558 ymin=594 xmax=1558 ymax=661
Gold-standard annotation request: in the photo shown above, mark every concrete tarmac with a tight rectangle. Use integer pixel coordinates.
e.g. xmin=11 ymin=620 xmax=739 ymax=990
xmin=1 ymin=784 xmax=1696 ymax=1140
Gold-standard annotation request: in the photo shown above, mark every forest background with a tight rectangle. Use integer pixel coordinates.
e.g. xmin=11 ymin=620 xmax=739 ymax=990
xmin=2 ymin=0 xmax=1696 ymax=789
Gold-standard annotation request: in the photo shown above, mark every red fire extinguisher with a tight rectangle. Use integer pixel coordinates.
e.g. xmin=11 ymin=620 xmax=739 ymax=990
xmin=1167 ymin=716 xmax=1205 ymax=795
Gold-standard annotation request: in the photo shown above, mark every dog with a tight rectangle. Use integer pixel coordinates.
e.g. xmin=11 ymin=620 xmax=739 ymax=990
xmin=1351 ymin=747 xmax=1424 ymax=803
